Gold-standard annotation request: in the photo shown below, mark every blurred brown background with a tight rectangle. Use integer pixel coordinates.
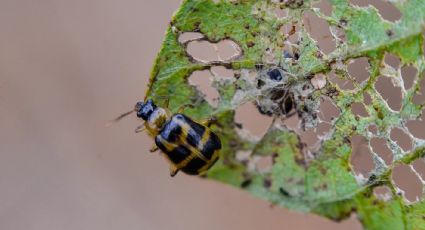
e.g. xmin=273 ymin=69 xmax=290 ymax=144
xmin=2 ymin=0 xmax=410 ymax=229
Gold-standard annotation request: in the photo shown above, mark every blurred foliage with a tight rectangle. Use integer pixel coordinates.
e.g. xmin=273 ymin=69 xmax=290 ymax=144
xmin=145 ymin=0 xmax=425 ymax=229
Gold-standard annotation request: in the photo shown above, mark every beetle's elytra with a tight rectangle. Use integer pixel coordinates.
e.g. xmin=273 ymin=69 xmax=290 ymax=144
xmin=134 ymin=99 xmax=221 ymax=177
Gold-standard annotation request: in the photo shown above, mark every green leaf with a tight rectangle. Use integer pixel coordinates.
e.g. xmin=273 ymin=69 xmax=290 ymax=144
xmin=145 ymin=0 xmax=425 ymax=229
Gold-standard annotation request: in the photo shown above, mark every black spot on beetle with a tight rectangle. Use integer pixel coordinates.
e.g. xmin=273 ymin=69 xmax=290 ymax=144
xmin=386 ymin=30 xmax=394 ymax=37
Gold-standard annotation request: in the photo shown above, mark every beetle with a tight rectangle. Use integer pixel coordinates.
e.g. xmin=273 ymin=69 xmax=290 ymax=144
xmin=121 ymin=99 xmax=221 ymax=177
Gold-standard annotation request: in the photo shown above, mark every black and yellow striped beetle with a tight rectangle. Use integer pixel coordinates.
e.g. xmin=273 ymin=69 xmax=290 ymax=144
xmin=128 ymin=99 xmax=221 ymax=177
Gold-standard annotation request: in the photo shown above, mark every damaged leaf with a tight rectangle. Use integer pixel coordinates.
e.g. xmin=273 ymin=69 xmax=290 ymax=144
xmin=145 ymin=0 xmax=425 ymax=229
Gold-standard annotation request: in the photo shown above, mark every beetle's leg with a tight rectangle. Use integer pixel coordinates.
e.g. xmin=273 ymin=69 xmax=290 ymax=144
xmin=134 ymin=125 xmax=146 ymax=133
xmin=150 ymin=145 xmax=159 ymax=153
xmin=201 ymin=117 xmax=218 ymax=128
xmin=177 ymin=104 xmax=195 ymax=113
xmin=163 ymin=98 xmax=170 ymax=108
xmin=169 ymin=165 xmax=179 ymax=177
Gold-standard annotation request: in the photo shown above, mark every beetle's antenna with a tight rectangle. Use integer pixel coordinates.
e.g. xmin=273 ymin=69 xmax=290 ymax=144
xmin=113 ymin=110 xmax=134 ymax=122
xmin=105 ymin=109 xmax=135 ymax=127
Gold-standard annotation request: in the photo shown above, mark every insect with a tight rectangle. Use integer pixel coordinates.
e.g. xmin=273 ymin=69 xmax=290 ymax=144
xmin=116 ymin=99 xmax=221 ymax=177
xmin=255 ymin=67 xmax=295 ymax=117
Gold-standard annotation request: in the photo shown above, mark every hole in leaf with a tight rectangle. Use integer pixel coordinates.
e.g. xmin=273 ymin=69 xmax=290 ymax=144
xmin=178 ymin=32 xmax=204 ymax=43
xmin=254 ymin=155 xmax=273 ymax=173
xmin=406 ymin=113 xmax=425 ymax=139
xmin=282 ymin=112 xmax=301 ymax=131
xmin=235 ymin=102 xmax=273 ymax=138
xmin=348 ymin=57 xmax=369 ymax=84
xmin=280 ymin=23 xmax=299 ymax=44
xmin=351 ymin=102 xmax=369 ymax=117
xmin=316 ymin=122 xmax=332 ymax=136
xmin=375 ymin=76 xmax=403 ymax=111
xmin=216 ymin=39 xmax=242 ymax=61
xmin=328 ymin=71 xmax=355 ymax=90
xmin=413 ymin=73 xmax=425 ymax=105
xmin=313 ymin=0 xmax=332 ymax=17
xmin=318 ymin=96 xmax=340 ymax=123
xmin=370 ymin=137 xmax=393 ymax=165
xmin=384 ymin=53 xmax=401 ymax=69
xmin=412 ymin=159 xmax=425 ymax=179
xmin=236 ymin=150 xmax=256 ymax=171
xmin=332 ymin=26 xmax=347 ymax=45
xmin=335 ymin=27 xmax=347 ymax=43
xmin=368 ymin=124 xmax=378 ymax=135
xmin=236 ymin=150 xmax=251 ymax=163
xmin=363 ymin=92 xmax=372 ymax=105
xmin=187 ymin=40 xmax=220 ymax=62
xmin=303 ymin=11 xmax=336 ymax=54
xmin=274 ymin=7 xmax=288 ymax=18
xmin=350 ymin=135 xmax=375 ymax=177
xmin=401 ymin=65 xmax=417 ymax=90
xmin=298 ymin=128 xmax=321 ymax=153
xmin=210 ymin=66 xmax=234 ymax=80
xmin=188 ymin=70 xmax=219 ymax=107
xmin=390 ymin=127 xmax=413 ymax=152
xmin=243 ymin=69 xmax=257 ymax=79
xmin=392 ymin=164 xmax=423 ymax=202
xmin=186 ymin=39 xmax=241 ymax=63
xmin=373 ymin=185 xmax=392 ymax=201
xmin=349 ymin=0 xmax=402 ymax=22
xmin=282 ymin=111 xmax=322 ymax=150
xmin=311 ymin=74 xmax=327 ymax=90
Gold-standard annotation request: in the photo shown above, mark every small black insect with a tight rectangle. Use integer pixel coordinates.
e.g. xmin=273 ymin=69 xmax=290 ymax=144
xmin=267 ymin=68 xmax=283 ymax=81
xmin=256 ymin=67 xmax=295 ymax=117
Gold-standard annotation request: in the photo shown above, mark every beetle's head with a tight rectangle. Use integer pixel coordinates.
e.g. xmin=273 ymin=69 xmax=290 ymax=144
xmin=134 ymin=99 xmax=157 ymax=120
